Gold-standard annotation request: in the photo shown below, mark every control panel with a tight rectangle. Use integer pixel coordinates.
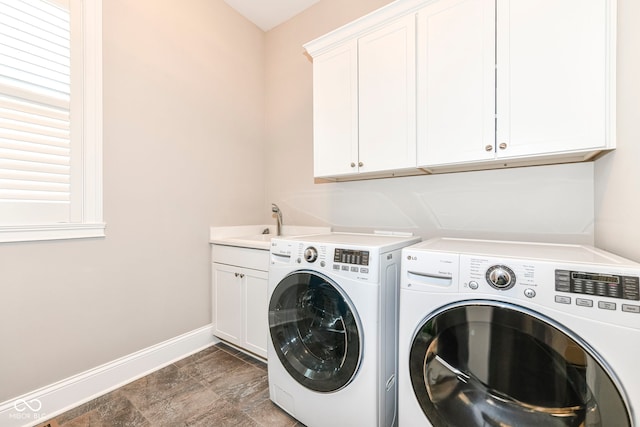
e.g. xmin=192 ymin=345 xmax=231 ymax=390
xmin=330 ymin=247 xmax=372 ymax=278
xmin=401 ymin=238 xmax=640 ymax=331
xmin=551 ymin=271 xmax=640 ymax=317
xmin=269 ymin=240 xmax=379 ymax=282
xmin=452 ymin=255 xmax=541 ymax=301
xmin=555 ymin=270 xmax=640 ymax=301
xmin=461 ymin=255 xmax=640 ymax=318
xmin=334 ymin=248 xmax=370 ymax=266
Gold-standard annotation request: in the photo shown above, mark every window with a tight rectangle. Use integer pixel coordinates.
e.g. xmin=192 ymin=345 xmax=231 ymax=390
xmin=0 ymin=0 xmax=103 ymax=242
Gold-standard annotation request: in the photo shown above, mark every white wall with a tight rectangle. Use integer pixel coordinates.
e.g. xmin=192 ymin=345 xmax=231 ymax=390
xmin=595 ymin=0 xmax=640 ymax=262
xmin=264 ymin=0 xmax=595 ymax=245
xmin=0 ymin=0 xmax=265 ymax=402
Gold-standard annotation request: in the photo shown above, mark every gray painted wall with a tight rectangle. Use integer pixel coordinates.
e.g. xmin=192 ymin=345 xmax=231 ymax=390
xmin=1 ymin=0 xmax=266 ymax=402
xmin=595 ymin=0 xmax=640 ymax=262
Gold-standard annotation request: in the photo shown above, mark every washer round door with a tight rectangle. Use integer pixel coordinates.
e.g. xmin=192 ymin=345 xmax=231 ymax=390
xmin=269 ymin=271 xmax=362 ymax=393
xmin=409 ymin=301 xmax=631 ymax=427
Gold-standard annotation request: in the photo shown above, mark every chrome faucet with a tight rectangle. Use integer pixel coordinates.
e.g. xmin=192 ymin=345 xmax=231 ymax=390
xmin=271 ymin=203 xmax=283 ymax=236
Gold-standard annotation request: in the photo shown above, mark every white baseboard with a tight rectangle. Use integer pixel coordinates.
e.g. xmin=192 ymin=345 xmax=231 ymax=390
xmin=0 ymin=324 xmax=218 ymax=427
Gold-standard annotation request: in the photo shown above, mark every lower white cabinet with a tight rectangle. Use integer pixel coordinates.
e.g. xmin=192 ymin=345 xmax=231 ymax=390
xmin=211 ymin=245 xmax=269 ymax=359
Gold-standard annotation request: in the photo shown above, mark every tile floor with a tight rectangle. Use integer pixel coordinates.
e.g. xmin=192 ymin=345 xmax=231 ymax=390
xmin=47 ymin=343 xmax=303 ymax=426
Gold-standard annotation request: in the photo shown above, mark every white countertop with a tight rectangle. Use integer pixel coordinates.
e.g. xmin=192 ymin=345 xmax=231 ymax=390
xmin=209 ymin=225 xmax=331 ymax=250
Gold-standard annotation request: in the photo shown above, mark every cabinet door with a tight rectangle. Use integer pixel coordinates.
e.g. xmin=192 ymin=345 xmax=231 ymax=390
xmin=212 ymin=263 xmax=242 ymax=347
xmin=243 ymin=269 xmax=269 ymax=359
xmin=312 ymin=40 xmax=359 ymax=178
xmin=416 ymin=0 xmax=495 ymax=167
xmin=496 ymin=0 xmax=612 ymax=158
xmin=358 ymin=14 xmax=416 ymax=173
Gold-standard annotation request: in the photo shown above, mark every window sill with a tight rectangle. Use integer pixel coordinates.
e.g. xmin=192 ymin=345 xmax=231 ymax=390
xmin=0 ymin=223 xmax=106 ymax=243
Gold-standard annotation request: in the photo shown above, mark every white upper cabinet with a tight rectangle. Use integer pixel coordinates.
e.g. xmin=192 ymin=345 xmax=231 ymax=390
xmin=416 ymin=0 xmax=495 ymax=166
xmin=307 ymin=0 xmax=616 ymax=179
xmin=312 ymin=41 xmax=359 ymax=178
xmin=306 ymin=3 xmax=421 ymax=180
xmin=495 ymin=0 xmax=612 ymax=159
xmin=358 ymin=15 xmax=416 ymax=175
xmin=417 ymin=0 xmax=616 ymax=170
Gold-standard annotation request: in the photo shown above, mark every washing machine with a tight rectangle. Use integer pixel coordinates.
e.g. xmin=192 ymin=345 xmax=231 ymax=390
xmin=399 ymin=238 xmax=640 ymax=427
xmin=268 ymin=232 xmax=420 ymax=427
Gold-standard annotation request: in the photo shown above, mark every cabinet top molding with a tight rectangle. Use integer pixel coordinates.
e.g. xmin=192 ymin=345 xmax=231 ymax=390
xmin=304 ymin=0 xmax=434 ymax=57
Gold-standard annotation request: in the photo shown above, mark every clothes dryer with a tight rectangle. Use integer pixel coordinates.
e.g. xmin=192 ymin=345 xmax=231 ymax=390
xmin=268 ymin=232 xmax=420 ymax=427
xmin=399 ymin=238 xmax=639 ymax=427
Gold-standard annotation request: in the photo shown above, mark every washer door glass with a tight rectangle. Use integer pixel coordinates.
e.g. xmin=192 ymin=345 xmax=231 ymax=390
xmin=269 ymin=271 xmax=361 ymax=392
xmin=410 ymin=303 xmax=631 ymax=427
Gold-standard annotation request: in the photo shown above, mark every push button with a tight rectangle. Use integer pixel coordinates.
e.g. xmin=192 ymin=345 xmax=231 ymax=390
xmin=576 ymin=298 xmax=593 ymax=308
xmin=555 ymin=270 xmax=571 ymax=292
xmin=598 ymin=301 xmax=616 ymax=311
xmin=555 ymin=295 xmax=571 ymax=304
xmin=622 ymin=304 xmax=640 ymax=313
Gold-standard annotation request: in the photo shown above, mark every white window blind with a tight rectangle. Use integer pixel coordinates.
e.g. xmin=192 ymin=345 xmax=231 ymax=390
xmin=0 ymin=0 xmax=71 ymax=224
xmin=0 ymin=0 xmax=104 ymax=241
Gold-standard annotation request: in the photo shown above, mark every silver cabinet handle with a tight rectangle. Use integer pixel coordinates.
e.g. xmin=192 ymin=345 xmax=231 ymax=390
xmin=485 ymin=145 xmax=493 ymax=152
xmin=499 ymin=142 xmax=507 ymax=150
xmin=358 ymin=161 xmax=363 ymax=167
xmin=350 ymin=162 xmax=356 ymax=167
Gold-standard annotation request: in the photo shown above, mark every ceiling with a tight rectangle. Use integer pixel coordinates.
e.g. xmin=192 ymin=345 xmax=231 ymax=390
xmin=223 ymin=0 xmax=321 ymax=32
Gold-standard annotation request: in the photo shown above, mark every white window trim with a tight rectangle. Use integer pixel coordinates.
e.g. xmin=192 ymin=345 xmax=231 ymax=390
xmin=0 ymin=0 xmax=104 ymax=243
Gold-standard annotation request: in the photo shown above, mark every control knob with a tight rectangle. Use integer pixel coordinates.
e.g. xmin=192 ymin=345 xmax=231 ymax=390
xmin=304 ymin=246 xmax=318 ymax=263
xmin=486 ymin=265 xmax=516 ymax=290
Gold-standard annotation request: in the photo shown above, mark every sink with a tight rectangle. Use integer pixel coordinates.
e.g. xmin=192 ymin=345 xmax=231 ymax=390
xmin=210 ymin=225 xmax=331 ymax=250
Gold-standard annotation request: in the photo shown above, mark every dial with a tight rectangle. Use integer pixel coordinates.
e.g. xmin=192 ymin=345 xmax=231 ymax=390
xmin=486 ymin=265 xmax=516 ymax=290
xmin=304 ymin=246 xmax=318 ymax=263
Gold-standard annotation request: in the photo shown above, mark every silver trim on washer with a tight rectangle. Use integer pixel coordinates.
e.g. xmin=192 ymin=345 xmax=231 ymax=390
xmin=269 ymin=269 xmax=365 ymax=393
